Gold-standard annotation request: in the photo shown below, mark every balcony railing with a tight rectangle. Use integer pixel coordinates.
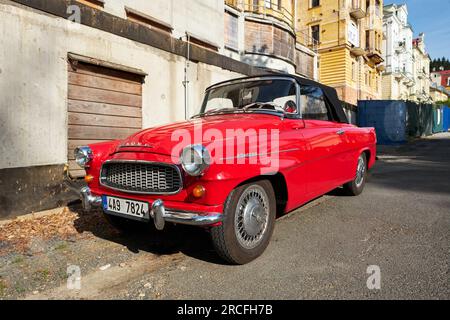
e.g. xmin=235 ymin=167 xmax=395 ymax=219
xmin=226 ymin=0 xmax=294 ymax=29
xmin=225 ymin=0 xmax=239 ymax=7
xmin=349 ymin=0 xmax=366 ymax=19
xmin=296 ymin=29 xmax=319 ymax=53
xmin=365 ymin=6 xmax=383 ymax=30
xmin=417 ymin=68 xmax=427 ymax=79
xmin=395 ymin=41 xmax=406 ymax=53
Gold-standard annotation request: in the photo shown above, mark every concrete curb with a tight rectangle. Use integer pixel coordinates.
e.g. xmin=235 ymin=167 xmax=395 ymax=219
xmin=0 ymin=207 xmax=67 ymax=227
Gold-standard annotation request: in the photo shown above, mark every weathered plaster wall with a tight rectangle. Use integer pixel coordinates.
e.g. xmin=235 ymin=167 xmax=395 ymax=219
xmin=0 ymin=2 xmax=242 ymax=170
xmin=105 ymin=0 xmax=225 ymax=50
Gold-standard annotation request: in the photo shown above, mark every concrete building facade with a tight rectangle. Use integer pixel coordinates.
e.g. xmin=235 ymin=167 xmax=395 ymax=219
xmin=0 ymin=0 xmax=272 ymax=218
xmin=296 ymin=0 xmax=384 ymax=106
xmin=381 ymin=3 xmax=414 ymax=100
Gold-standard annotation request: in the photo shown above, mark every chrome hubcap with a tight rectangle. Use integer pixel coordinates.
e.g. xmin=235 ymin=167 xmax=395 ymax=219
xmin=355 ymin=156 xmax=366 ymax=187
xmin=235 ymin=185 xmax=270 ymax=249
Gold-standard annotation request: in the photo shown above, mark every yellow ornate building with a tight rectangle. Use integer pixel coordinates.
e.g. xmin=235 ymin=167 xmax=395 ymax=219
xmin=410 ymin=34 xmax=432 ymax=103
xmin=297 ymin=0 xmax=384 ymax=105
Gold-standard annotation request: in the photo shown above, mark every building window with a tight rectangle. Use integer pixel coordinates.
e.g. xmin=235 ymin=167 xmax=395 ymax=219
xmin=365 ymin=30 xmax=370 ymax=50
xmin=277 ymin=0 xmax=282 ymax=10
xmin=264 ymin=0 xmax=272 ymax=8
xmin=311 ymin=25 xmax=320 ymax=43
xmin=253 ymin=0 xmax=259 ymax=11
xmin=125 ymin=7 xmax=173 ymax=34
xmin=352 ymin=61 xmax=356 ymax=81
xmin=188 ymin=34 xmax=219 ymax=52
xmin=376 ymin=33 xmax=381 ymax=51
xmin=311 ymin=0 xmax=320 ymax=8
xmin=77 ymin=0 xmax=104 ymax=9
xmin=375 ymin=0 xmax=381 ymax=16
xmin=224 ymin=11 xmax=239 ymax=51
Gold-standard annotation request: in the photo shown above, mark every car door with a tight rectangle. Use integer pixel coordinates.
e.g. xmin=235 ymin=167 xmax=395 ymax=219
xmin=336 ymin=123 xmax=371 ymax=185
xmin=279 ymin=118 xmax=310 ymax=211
xmin=299 ymin=85 xmax=347 ymax=198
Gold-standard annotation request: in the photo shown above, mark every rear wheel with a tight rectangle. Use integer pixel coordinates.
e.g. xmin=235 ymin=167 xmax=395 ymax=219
xmin=211 ymin=180 xmax=276 ymax=265
xmin=343 ymin=153 xmax=367 ymax=196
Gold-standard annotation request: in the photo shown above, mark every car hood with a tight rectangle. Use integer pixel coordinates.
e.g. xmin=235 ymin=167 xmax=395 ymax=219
xmin=116 ymin=113 xmax=283 ymax=157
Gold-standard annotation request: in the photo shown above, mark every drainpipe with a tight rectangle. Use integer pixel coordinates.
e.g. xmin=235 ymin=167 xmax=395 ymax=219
xmin=182 ymin=33 xmax=191 ymax=120
xmin=294 ymin=0 xmax=298 ymax=34
xmin=337 ymin=0 xmax=340 ymax=46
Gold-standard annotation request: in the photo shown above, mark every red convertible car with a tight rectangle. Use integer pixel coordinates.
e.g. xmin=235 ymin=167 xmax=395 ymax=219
xmin=75 ymin=75 xmax=376 ymax=264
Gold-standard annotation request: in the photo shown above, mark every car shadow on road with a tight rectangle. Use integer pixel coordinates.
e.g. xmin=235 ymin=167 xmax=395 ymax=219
xmin=69 ymin=201 xmax=229 ymax=265
xmin=68 ymin=184 xmax=365 ymax=266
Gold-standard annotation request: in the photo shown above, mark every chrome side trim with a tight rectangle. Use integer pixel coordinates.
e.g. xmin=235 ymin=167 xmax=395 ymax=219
xmin=220 ymin=148 xmax=301 ymax=161
xmin=99 ymin=159 xmax=184 ymax=195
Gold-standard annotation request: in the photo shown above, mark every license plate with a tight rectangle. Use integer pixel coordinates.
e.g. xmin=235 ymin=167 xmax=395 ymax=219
xmin=102 ymin=196 xmax=150 ymax=221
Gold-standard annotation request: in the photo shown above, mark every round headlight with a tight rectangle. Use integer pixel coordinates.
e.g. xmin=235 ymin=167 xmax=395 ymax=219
xmin=74 ymin=146 xmax=93 ymax=168
xmin=181 ymin=145 xmax=211 ymax=176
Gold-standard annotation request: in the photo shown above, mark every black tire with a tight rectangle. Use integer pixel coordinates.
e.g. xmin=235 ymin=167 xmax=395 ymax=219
xmin=210 ymin=180 xmax=276 ymax=265
xmin=343 ymin=153 xmax=367 ymax=196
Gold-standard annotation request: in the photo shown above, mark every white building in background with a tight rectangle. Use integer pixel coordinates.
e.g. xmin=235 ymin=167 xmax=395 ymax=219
xmin=382 ymin=3 xmax=414 ymax=100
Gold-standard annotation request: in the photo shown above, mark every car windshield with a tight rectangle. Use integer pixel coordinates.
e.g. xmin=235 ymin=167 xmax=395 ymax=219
xmin=195 ymin=79 xmax=298 ymax=118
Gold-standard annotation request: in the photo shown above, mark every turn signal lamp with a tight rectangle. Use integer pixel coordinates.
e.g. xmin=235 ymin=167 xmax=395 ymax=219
xmin=192 ymin=185 xmax=206 ymax=198
xmin=84 ymin=175 xmax=94 ymax=184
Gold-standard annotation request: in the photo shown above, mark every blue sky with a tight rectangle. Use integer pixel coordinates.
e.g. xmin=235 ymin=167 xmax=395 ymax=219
xmin=384 ymin=0 xmax=450 ymax=60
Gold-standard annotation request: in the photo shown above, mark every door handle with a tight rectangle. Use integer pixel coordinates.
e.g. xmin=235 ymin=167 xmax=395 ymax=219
xmin=336 ymin=130 xmax=346 ymax=135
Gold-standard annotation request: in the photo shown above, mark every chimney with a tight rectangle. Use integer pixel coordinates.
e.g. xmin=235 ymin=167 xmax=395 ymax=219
xmin=419 ymin=32 xmax=425 ymax=42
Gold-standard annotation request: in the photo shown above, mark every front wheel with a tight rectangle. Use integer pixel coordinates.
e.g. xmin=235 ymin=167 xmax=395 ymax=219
xmin=343 ymin=153 xmax=367 ymax=196
xmin=210 ymin=180 xmax=276 ymax=265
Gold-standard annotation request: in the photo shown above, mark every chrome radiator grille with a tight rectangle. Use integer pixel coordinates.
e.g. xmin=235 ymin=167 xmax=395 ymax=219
xmin=100 ymin=162 xmax=182 ymax=194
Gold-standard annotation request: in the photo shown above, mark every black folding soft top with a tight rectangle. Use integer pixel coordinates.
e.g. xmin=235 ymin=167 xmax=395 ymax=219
xmin=206 ymin=74 xmax=349 ymax=124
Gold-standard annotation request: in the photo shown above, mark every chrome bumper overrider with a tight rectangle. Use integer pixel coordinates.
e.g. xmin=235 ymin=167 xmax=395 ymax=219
xmin=79 ymin=187 xmax=222 ymax=230
xmin=80 ymin=186 xmax=102 ymax=211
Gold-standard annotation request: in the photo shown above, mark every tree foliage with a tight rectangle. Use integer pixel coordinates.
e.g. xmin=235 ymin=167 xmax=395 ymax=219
xmin=431 ymin=57 xmax=450 ymax=72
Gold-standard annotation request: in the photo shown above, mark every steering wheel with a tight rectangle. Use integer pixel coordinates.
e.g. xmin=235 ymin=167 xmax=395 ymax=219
xmin=283 ymin=100 xmax=297 ymax=114
xmin=243 ymin=102 xmax=284 ymax=112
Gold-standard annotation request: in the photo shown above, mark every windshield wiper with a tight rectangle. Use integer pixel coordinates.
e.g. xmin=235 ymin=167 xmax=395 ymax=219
xmin=192 ymin=102 xmax=286 ymax=119
xmin=192 ymin=108 xmax=246 ymax=119
xmin=242 ymin=102 xmax=286 ymax=115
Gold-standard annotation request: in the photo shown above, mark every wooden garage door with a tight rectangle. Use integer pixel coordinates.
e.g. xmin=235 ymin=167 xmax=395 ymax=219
xmin=68 ymin=61 xmax=144 ymax=177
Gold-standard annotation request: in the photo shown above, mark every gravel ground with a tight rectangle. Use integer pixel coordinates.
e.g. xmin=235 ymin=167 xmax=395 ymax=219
xmin=0 ymin=132 xmax=449 ymax=300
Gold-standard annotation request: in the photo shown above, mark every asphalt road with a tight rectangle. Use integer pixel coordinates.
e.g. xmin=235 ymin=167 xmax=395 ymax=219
xmin=1 ymin=133 xmax=449 ymax=300
xmin=142 ymin=133 xmax=449 ymax=299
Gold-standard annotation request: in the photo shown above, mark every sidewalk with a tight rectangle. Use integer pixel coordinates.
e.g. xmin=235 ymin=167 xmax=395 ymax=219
xmin=377 ymin=131 xmax=450 ymax=156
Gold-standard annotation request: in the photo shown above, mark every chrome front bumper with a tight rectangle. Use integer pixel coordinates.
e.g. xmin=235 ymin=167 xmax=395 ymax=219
xmin=79 ymin=187 xmax=222 ymax=230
